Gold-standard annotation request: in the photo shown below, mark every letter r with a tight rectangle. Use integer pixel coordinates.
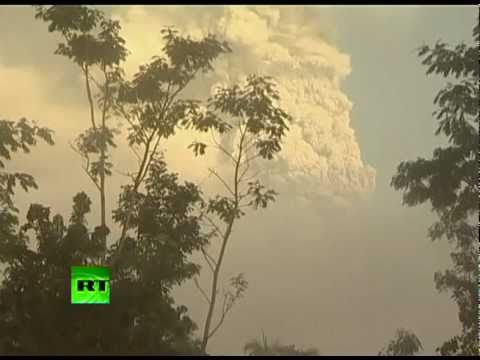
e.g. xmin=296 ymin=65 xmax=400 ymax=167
xmin=77 ymin=280 xmax=95 ymax=291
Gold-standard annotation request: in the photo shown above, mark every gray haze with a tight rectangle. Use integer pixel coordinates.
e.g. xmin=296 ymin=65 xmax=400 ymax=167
xmin=0 ymin=5 xmax=476 ymax=355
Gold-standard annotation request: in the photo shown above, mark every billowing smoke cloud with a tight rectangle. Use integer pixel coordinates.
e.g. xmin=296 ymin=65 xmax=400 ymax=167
xmin=115 ymin=6 xmax=376 ymax=206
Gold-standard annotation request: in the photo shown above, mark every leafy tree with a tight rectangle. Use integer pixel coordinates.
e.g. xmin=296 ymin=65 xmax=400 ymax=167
xmin=0 ymin=117 xmax=54 ymax=258
xmin=0 ymin=117 xmax=54 ymax=212
xmin=34 ymin=6 xmax=233 ymax=268
xmin=34 ymin=5 xmax=128 ymax=240
xmin=189 ymin=75 xmax=292 ymax=352
xmin=244 ymin=332 xmax=320 ymax=356
xmin=0 ymin=158 xmax=206 ymax=354
xmin=112 ymin=26 xmax=231 ymax=260
xmin=378 ymin=329 xmax=423 ymax=356
xmin=391 ymin=20 xmax=478 ymax=356
xmin=21 ymin=6 xmax=292 ymax=355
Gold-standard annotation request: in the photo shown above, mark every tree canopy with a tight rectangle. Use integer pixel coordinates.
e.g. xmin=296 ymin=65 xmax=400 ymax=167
xmin=378 ymin=329 xmax=423 ymax=356
xmin=0 ymin=158 xmax=206 ymax=354
xmin=391 ymin=19 xmax=478 ymax=356
xmin=244 ymin=333 xmax=320 ymax=356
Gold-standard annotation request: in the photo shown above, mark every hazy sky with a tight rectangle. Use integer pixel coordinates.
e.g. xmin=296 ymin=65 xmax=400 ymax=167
xmin=0 ymin=5 xmax=476 ymax=355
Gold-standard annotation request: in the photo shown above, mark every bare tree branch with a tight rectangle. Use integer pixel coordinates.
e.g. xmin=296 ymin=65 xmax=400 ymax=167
xmin=114 ymin=169 xmax=135 ymax=182
xmin=69 ymin=141 xmax=101 ymax=191
xmin=241 ymin=169 xmax=264 ymax=184
xmin=243 ymin=136 xmax=256 ymax=153
xmin=193 ymin=277 xmax=211 ymax=305
xmin=132 ymin=129 xmax=156 ymax=187
xmin=238 ymin=157 xmax=251 ymax=184
xmin=241 ymin=153 xmax=262 ymax=167
xmin=201 ymin=247 xmax=217 ymax=272
xmin=208 ymin=292 xmax=234 ymax=339
xmin=138 ymin=131 xmax=162 ymax=186
xmin=88 ymin=73 xmax=102 ymax=92
xmin=210 ymin=128 xmax=236 ymax=165
xmin=208 ymin=168 xmax=235 ymax=197
xmin=202 ymin=215 xmax=224 ymax=239
xmin=130 ymin=144 xmax=143 ymax=165
xmin=82 ymin=64 xmax=97 ymax=131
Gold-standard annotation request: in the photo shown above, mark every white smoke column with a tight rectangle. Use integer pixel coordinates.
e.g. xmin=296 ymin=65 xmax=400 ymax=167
xmin=116 ymin=6 xmax=376 ymax=206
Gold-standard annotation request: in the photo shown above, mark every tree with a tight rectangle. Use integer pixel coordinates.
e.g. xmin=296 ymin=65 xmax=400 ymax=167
xmin=391 ymin=20 xmax=478 ymax=356
xmin=0 ymin=117 xmax=54 ymax=212
xmin=34 ymin=6 xmax=233 ymax=267
xmin=378 ymin=329 xmax=423 ymax=356
xmin=0 ymin=117 xmax=54 ymax=260
xmin=24 ymin=6 xmax=292 ymax=354
xmin=112 ymin=26 xmax=231 ymax=260
xmin=189 ymin=75 xmax=292 ymax=353
xmin=34 ymin=5 xmax=128 ymax=241
xmin=0 ymin=158 xmax=207 ymax=354
xmin=244 ymin=332 xmax=320 ymax=356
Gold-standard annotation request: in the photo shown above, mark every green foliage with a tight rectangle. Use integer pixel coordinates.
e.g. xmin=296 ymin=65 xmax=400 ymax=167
xmin=201 ymin=74 xmax=291 ymax=160
xmin=34 ymin=5 xmax=128 ymax=68
xmin=206 ymin=195 xmax=244 ymax=223
xmin=378 ymin=329 xmax=423 ymax=356
xmin=0 ymin=118 xmax=54 ymax=166
xmin=75 ymin=126 xmax=117 ymax=155
xmin=244 ymin=333 xmax=320 ymax=356
xmin=245 ymin=180 xmax=278 ymax=210
xmin=111 ymin=154 xmax=210 ymax=301
xmin=70 ymin=191 xmax=91 ymax=225
xmin=191 ymin=74 xmax=290 ymax=230
xmin=162 ymin=27 xmax=230 ymax=76
xmin=391 ymin=20 xmax=478 ymax=356
xmin=0 ymin=118 xmax=54 ymax=210
xmin=35 ymin=5 xmax=129 ymax=230
xmin=0 ymin=160 xmax=206 ymax=354
xmin=0 ymin=173 xmax=36 ymax=211
xmin=188 ymin=141 xmax=207 ymax=156
xmin=222 ymin=273 xmax=248 ymax=312
xmin=117 ymin=27 xmax=230 ymax=151
xmin=189 ymin=66 xmax=291 ymax=353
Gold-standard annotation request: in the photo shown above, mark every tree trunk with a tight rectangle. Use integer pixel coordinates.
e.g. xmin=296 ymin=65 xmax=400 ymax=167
xmin=200 ymin=219 xmax=234 ymax=354
xmin=100 ymin=152 xmax=106 ymax=229
xmin=200 ymin=127 xmax=245 ymax=353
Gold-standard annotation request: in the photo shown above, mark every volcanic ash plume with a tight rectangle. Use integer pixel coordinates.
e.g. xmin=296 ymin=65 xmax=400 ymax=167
xmin=210 ymin=7 xmax=376 ymax=203
xmin=118 ymin=6 xmax=376 ymax=204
